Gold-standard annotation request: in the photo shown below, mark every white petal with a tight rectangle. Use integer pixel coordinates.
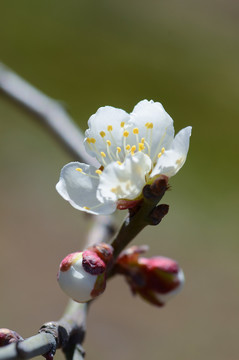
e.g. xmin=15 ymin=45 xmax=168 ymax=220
xmin=128 ymin=100 xmax=175 ymax=161
xmin=56 ymin=162 xmax=116 ymax=215
xmin=150 ymin=126 xmax=192 ymax=178
xmin=97 ymin=152 xmax=152 ymax=202
xmin=58 ymin=254 xmax=97 ymax=303
xmin=84 ymin=106 xmax=130 ymax=165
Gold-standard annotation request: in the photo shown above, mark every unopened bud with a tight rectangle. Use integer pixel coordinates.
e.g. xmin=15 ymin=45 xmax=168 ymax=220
xmin=143 ymin=175 xmax=169 ymax=201
xmin=149 ymin=204 xmax=169 ymax=225
xmin=0 ymin=328 xmax=23 ymax=346
xmin=57 ymin=243 xmax=113 ymax=303
xmin=116 ymin=247 xmax=184 ymax=307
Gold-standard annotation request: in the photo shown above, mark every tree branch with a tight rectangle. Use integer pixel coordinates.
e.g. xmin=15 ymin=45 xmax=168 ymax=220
xmin=0 ymin=213 xmax=115 ymax=360
xmin=0 ymin=63 xmax=115 ymax=360
xmin=0 ymin=62 xmax=98 ymax=166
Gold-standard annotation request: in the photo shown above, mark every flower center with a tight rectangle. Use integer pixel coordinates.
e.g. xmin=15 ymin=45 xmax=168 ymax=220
xmin=86 ymin=121 xmax=167 ymax=169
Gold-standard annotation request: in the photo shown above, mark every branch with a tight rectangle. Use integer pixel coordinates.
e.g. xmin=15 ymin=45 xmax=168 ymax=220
xmin=0 ymin=62 xmax=98 ymax=166
xmin=0 ymin=63 xmax=116 ymax=359
xmin=0 ymin=214 xmax=115 ymax=360
xmin=110 ymin=176 xmax=169 ymax=261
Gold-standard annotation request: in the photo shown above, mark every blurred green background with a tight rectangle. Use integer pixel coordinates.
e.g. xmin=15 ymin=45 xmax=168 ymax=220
xmin=0 ymin=1 xmax=238 ymax=359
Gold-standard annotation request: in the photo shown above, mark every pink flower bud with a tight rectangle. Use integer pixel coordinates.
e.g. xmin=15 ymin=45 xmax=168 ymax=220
xmin=116 ymin=246 xmax=184 ymax=307
xmin=57 ymin=243 xmax=113 ymax=303
xmin=0 ymin=328 xmax=23 ymax=346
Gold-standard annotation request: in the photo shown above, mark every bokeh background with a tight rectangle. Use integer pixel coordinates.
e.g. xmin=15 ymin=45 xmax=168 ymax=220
xmin=0 ymin=1 xmax=238 ymax=359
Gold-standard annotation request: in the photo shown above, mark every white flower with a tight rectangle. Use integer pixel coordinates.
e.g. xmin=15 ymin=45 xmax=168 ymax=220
xmin=56 ymin=100 xmax=192 ymax=215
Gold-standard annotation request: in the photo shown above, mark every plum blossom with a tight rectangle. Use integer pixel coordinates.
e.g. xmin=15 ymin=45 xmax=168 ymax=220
xmin=56 ymin=100 xmax=192 ymax=215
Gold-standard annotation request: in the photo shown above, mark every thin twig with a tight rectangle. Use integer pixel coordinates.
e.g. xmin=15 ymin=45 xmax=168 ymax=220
xmin=0 ymin=62 xmax=98 ymax=166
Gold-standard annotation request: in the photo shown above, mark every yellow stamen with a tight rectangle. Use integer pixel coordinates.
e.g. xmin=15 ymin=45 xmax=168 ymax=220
xmin=120 ymin=122 xmax=125 ymax=127
xmin=161 ymin=147 xmax=165 ymax=153
xmin=117 ymin=147 xmax=121 ymax=153
xmin=145 ymin=122 xmax=153 ymax=129
xmin=76 ymin=168 xmax=83 ymax=172
xmin=90 ymin=138 xmax=96 ymax=143
xmin=95 ymin=170 xmax=102 ymax=175
xmin=123 ymin=130 xmax=129 ymax=137
xmin=107 ymin=125 xmax=113 ymax=131
xmin=106 ymin=140 xmax=111 ymax=146
xmin=100 ymin=131 xmax=106 ymax=138
xmin=101 ymin=151 xmax=106 ymax=158
xmin=83 ymin=206 xmax=90 ymax=210
xmin=138 ymin=143 xmax=145 ymax=151
xmin=111 ymin=188 xmax=117 ymax=193
xmin=131 ymin=145 xmax=136 ymax=155
xmin=126 ymin=144 xmax=130 ymax=151
xmin=141 ymin=137 xmax=145 ymax=144
xmin=117 ymin=161 xmax=122 ymax=165
xmin=86 ymin=138 xmax=91 ymax=143
xmin=133 ymin=128 xmax=139 ymax=134
xmin=158 ymin=152 xmax=162 ymax=158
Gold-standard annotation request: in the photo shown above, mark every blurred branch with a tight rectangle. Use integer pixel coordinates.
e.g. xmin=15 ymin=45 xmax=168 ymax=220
xmin=0 ymin=63 xmax=116 ymax=359
xmin=0 ymin=62 xmax=98 ymax=166
xmin=0 ymin=214 xmax=115 ymax=360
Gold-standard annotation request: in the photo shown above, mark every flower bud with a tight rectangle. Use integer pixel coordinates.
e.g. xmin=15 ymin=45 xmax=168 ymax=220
xmin=57 ymin=243 xmax=113 ymax=303
xmin=0 ymin=328 xmax=23 ymax=346
xmin=116 ymin=246 xmax=184 ymax=307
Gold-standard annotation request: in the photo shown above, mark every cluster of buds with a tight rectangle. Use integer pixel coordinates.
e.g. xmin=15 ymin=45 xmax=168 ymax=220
xmin=115 ymin=246 xmax=184 ymax=307
xmin=57 ymin=243 xmax=113 ymax=303
xmin=58 ymin=243 xmax=184 ymax=307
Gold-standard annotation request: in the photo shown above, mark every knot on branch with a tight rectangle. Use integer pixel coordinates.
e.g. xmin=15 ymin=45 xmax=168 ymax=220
xmin=39 ymin=322 xmax=69 ymax=359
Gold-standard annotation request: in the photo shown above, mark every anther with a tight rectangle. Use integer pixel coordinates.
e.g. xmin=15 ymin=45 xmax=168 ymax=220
xmin=106 ymin=140 xmax=111 ymax=146
xmin=141 ymin=138 xmax=145 ymax=144
xmin=138 ymin=143 xmax=145 ymax=151
xmin=120 ymin=122 xmax=125 ymax=127
xmin=83 ymin=206 xmax=90 ymax=210
xmin=158 ymin=152 xmax=162 ymax=158
xmin=123 ymin=130 xmax=129 ymax=137
xmin=133 ymin=128 xmax=139 ymax=134
xmin=161 ymin=147 xmax=165 ymax=153
xmin=131 ymin=145 xmax=136 ymax=155
xmin=90 ymin=138 xmax=96 ymax=143
xmin=100 ymin=131 xmax=106 ymax=138
xmin=76 ymin=168 xmax=83 ymax=172
xmin=95 ymin=170 xmax=102 ymax=175
xmin=117 ymin=161 xmax=122 ymax=165
xmin=126 ymin=145 xmax=131 ymax=151
xmin=117 ymin=147 xmax=121 ymax=153
xmin=148 ymin=123 xmax=153 ymax=129
xmin=107 ymin=125 xmax=113 ymax=132
xmin=101 ymin=152 xmax=106 ymax=158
